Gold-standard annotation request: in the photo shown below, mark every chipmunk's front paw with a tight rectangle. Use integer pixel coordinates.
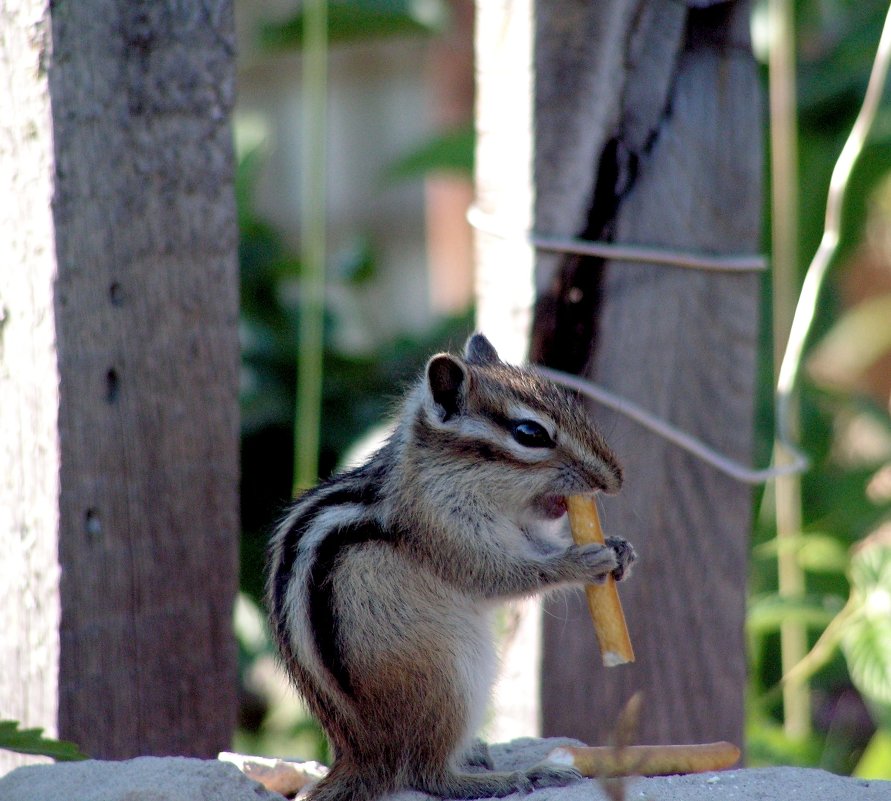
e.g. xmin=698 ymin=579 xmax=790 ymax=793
xmin=605 ymin=535 xmax=636 ymax=581
xmin=572 ymin=543 xmax=618 ymax=584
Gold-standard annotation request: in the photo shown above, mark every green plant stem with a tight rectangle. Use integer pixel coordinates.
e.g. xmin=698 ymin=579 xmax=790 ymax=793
xmin=783 ymin=599 xmax=855 ymax=690
xmin=294 ymin=0 xmax=328 ymax=494
xmin=769 ymin=0 xmax=809 ymax=739
xmin=755 ymin=598 xmax=857 ymax=715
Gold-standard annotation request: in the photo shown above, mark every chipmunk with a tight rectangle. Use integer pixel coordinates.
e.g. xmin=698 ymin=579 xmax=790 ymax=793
xmin=266 ymin=333 xmax=635 ymax=801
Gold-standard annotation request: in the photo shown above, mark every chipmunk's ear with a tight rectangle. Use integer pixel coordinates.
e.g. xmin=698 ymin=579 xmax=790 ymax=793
xmin=464 ymin=333 xmax=500 ymax=365
xmin=426 ymin=354 xmax=468 ymax=421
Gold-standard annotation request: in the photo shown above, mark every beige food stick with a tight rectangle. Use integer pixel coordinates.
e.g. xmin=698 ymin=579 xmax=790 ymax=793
xmin=547 ymin=741 xmax=741 ymax=777
xmin=566 ymin=494 xmax=635 ymax=666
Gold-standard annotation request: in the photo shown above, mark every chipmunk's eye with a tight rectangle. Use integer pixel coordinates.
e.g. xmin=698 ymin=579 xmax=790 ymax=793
xmin=511 ymin=420 xmax=556 ymax=449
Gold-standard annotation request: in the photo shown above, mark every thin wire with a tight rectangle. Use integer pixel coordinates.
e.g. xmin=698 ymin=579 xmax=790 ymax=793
xmin=538 ymin=367 xmax=806 ymax=485
xmin=467 ymin=204 xmax=767 ymax=273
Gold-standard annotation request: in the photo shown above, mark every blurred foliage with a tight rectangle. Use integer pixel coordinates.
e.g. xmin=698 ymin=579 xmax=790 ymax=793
xmin=260 ymin=0 xmax=446 ymax=49
xmin=233 ymin=593 xmax=332 ymax=762
xmin=747 ymin=0 xmax=891 ymax=777
xmin=236 ymin=127 xmax=472 ymax=757
xmin=385 ymin=125 xmax=475 ymax=180
xmin=235 ymin=0 xmax=476 ymax=762
xmin=238 ymin=145 xmax=472 ymax=603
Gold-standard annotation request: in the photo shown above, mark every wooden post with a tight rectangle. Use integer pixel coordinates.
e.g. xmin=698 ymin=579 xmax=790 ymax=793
xmin=1 ymin=0 xmax=240 ymax=768
xmin=0 ymin=0 xmax=62 ymax=772
xmin=476 ymin=0 xmax=760 ymax=747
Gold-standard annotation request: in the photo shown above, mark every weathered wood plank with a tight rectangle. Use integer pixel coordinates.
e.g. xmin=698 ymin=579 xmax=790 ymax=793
xmin=0 ymin=0 xmax=62 ymax=774
xmin=1 ymin=0 xmax=240 ymax=765
xmin=50 ymin=0 xmax=240 ymax=759
xmin=539 ymin=1 xmax=760 ymax=746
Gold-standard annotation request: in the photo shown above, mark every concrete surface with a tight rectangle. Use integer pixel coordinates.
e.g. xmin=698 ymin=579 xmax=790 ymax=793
xmin=1 ymin=738 xmax=888 ymax=800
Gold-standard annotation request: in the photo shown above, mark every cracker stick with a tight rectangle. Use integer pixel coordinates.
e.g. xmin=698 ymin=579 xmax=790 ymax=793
xmin=546 ymin=741 xmax=741 ymax=777
xmin=567 ymin=494 xmax=634 ymax=666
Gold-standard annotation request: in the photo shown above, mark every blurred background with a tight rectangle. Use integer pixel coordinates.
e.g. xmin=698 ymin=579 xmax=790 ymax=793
xmin=230 ymin=0 xmax=891 ymax=780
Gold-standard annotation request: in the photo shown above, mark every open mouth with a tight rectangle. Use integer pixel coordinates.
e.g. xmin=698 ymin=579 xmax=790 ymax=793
xmin=533 ymin=494 xmax=568 ymax=520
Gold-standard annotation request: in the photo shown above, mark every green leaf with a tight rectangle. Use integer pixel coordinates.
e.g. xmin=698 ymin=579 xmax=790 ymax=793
xmin=754 ymin=532 xmax=851 ymax=574
xmin=842 ymin=533 xmax=891 ymax=726
xmin=745 ymin=710 xmax=823 ymax=767
xmin=0 ymin=720 xmax=88 ymax=761
xmin=385 ymin=126 xmax=474 ymax=180
xmin=854 ymin=728 xmax=891 ymax=780
xmin=235 ymin=146 xmax=266 ymax=220
xmin=798 ymin=1 xmax=889 ymax=124
xmin=334 ymin=237 xmax=377 ymax=285
xmin=747 ymin=593 xmax=845 ymax=635
xmin=802 ymin=460 xmax=891 ymax=543
xmin=260 ymin=0 xmax=444 ymax=49
xmin=849 ymin=532 xmax=891 ymax=593
xmin=842 ymin=610 xmax=891 ymax=726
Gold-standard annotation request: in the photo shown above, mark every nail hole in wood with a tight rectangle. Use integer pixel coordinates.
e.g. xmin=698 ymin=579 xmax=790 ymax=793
xmin=109 ymin=282 xmax=124 ymax=306
xmin=85 ymin=508 xmax=101 ymax=537
xmin=106 ymin=368 xmax=120 ymax=403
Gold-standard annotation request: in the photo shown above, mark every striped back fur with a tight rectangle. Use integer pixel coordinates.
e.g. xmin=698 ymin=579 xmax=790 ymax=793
xmin=264 ymin=333 xmax=626 ymax=801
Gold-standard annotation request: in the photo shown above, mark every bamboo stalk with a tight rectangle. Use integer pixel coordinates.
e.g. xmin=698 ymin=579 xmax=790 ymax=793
xmin=768 ymin=0 xmax=809 ymax=738
xmin=294 ymin=0 xmax=328 ymax=494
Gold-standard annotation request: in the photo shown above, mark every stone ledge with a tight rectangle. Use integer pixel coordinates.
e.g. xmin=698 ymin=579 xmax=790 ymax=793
xmin=1 ymin=738 xmax=888 ymax=800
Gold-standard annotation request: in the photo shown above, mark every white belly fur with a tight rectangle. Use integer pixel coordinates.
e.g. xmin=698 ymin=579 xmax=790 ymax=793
xmin=451 ymin=604 xmax=498 ymax=757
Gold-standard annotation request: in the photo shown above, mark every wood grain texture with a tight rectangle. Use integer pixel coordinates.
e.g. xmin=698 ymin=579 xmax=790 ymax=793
xmin=531 ymin=0 xmax=687 ymax=368
xmin=47 ymin=0 xmax=240 ymax=758
xmin=0 ymin=0 xmax=62 ymax=774
xmin=537 ymin=0 xmax=760 ymax=746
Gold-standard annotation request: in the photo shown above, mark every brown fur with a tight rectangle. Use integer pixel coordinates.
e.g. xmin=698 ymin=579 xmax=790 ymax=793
xmin=266 ymin=334 xmax=636 ymax=800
